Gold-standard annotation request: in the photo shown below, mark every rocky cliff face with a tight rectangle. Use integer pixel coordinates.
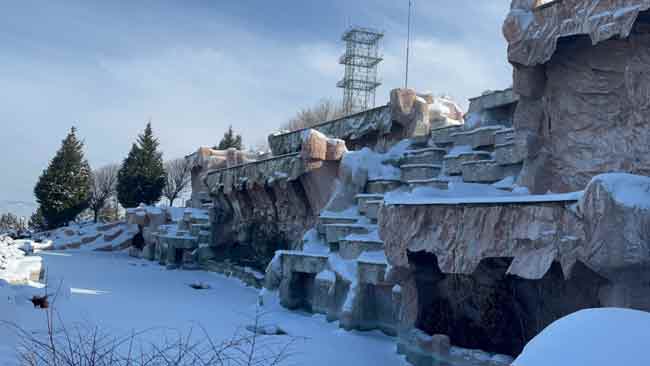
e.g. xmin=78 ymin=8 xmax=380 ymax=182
xmin=379 ymin=173 xmax=650 ymax=356
xmin=205 ymin=131 xmax=345 ymax=270
xmin=505 ymin=0 xmax=650 ymax=193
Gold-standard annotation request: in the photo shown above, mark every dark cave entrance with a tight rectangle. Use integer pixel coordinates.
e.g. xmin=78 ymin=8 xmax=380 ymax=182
xmin=132 ymin=229 xmax=145 ymax=250
xmin=408 ymin=251 xmax=607 ymax=357
xmin=287 ymin=272 xmax=316 ymax=312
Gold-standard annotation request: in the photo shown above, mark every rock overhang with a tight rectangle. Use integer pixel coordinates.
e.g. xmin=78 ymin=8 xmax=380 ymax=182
xmin=504 ymin=0 xmax=650 ymax=66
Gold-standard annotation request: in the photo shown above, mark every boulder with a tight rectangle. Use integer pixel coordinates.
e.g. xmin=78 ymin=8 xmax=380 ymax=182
xmin=390 ymin=88 xmax=430 ymax=137
xmin=580 ymin=174 xmax=650 ymax=279
xmin=301 ymin=129 xmax=328 ymax=161
xmin=326 ymin=138 xmax=347 ymax=161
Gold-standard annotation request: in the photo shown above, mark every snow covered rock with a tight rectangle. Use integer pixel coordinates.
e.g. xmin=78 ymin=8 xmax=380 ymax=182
xmin=514 ymin=308 xmax=650 ymax=366
xmin=580 ymin=174 xmax=650 ymax=278
xmin=0 ymin=237 xmax=43 ymax=284
xmin=390 ymin=88 xmax=430 ymax=138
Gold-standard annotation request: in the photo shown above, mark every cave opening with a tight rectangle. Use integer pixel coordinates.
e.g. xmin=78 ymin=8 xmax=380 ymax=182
xmin=287 ymin=272 xmax=316 ymax=312
xmin=408 ymin=251 xmax=607 ymax=357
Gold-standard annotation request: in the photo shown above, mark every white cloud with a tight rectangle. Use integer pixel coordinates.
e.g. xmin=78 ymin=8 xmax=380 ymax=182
xmin=0 ymin=1 xmax=513 ymax=204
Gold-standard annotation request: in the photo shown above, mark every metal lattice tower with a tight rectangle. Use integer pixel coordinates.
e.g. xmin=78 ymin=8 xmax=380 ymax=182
xmin=337 ymin=27 xmax=384 ymax=115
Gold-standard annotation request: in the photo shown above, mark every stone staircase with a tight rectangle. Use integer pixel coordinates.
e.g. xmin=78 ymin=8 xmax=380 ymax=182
xmin=401 ymin=125 xmax=523 ymax=190
xmin=277 ymin=123 xmax=524 ymax=336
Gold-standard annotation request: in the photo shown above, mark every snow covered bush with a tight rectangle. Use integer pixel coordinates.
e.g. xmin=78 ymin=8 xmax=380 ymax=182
xmin=5 ymin=301 xmax=297 ymax=366
xmin=514 ymin=308 xmax=650 ymax=366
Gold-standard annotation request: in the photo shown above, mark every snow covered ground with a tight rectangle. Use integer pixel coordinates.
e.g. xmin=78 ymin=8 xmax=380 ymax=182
xmin=514 ymin=308 xmax=650 ymax=366
xmin=0 ymin=250 xmax=406 ymax=366
xmin=34 ymin=221 xmax=138 ymax=250
xmin=0 ymin=236 xmax=42 ymax=284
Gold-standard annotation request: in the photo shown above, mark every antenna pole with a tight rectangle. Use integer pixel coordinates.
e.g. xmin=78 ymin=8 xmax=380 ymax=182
xmin=405 ymin=0 xmax=412 ymax=88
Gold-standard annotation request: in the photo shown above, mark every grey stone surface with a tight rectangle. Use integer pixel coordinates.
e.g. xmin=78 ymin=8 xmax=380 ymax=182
xmin=507 ymin=2 xmax=650 ymax=193
xmin=450 ymin=126 xmax=505 ymax=149
xmin=400 ymin=164 xmax=442 ymax=182
xmin=268 ymin=106 xmax=392 ymax=156
xmin=339 ymin=239 xmax=384 ymax=260
xmin=504 ymin=0 xmax=650 ymax=66
xmin=325 ymin=224 xmax=373 ymax=244
xmin=495 ymin=141 xmax=526 ymax=166
xmin=461 ymin=160 xmax=520 ymax=183
xmin=365 ymin=179 xmax=402 ymax=194
xmin=402 ymin=147 xmax=447 ymax=165
xmin=444 ymin=152 xmax=492 ymax=175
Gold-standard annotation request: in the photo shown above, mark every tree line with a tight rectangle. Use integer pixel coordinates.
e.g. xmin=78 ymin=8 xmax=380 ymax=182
xmin=32 ymin=98 xmax=342 ymax=231
xmin=32 ymin=123 xmax=243 ymax=230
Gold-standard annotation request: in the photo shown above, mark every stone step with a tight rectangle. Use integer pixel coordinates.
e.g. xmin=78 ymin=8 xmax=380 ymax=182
xmin=443 ymin=151 xmax=493 ymax=175
xmin=401 ymin=164 xmax=443 ymax=182
xmin=317 ymin=216 xmax=359 ymax=235
xmin=365 ymin=179 xmax=402 ymax=194
xmin=190 ymin=223 xmax=211 ymax=237
xmin=198 ymin=230 xmax=211 ymax=243
xmin=402 ymin=147 xmax=447 ymax=165
xmin=357 ymin=256 xmax=389 ymax=285
xmin=495 ymin=128 xmax=515 ymax=145
xmin=495 ymin=141 xmax=525 ymax=166
xmin=409 ymin=135 xmax=430 ymax=149
xmin=355 ymin=194 xmax=385 ymax=215
xmin=461 ymin=159 xmax=522 ymax=183
xmin=324 ymin=223 xmax=375 ymax=244
xmin=406 ymin=178 xmax=450 ymax=190
xmin=339 ymin=238 xmax=385 ymax=260
xmin=364 ymin=200 xmax=383 ymax=221
xmin=430 ymin=126 xmax=464 ymax=146
xmin=449 ymin=125 xmax=505 ymax=149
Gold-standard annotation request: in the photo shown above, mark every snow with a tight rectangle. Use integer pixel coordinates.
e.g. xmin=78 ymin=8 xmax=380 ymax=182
xmin=320 ymin=205 xmax=359 ymax=219
xmin=327 ymin=254 xmax=358 ymax=312
xmin=0 ymin=250 xmax=402 ymax=366
xmin=385 ymin=181 xmax=582 ymax=206
xmin=514 ymin=308 xmax=650 ymax=366
xmin=0 ymin=237 xmax=42 ymax=284
xmin=167 ymin=207 xmax=209 ymax=222
xmin=342 ymin=140 xmax=410 ymax=181
xmin=358 ymin=251 xmax=387 ymax=264
xmin=345 ymin=229 xmax=382 ymax=243
xmin=316 ymin=269 xmax=336 ymax=282
xmin=444 ymin=145 xmax=473 ymax=158
xmin=302 ymin=229 xmax=330 ymax=255
xmin=587 ymin=173 xmax=650 ymax=210
xmin=35 ymin=221 xmax=139 ymax=250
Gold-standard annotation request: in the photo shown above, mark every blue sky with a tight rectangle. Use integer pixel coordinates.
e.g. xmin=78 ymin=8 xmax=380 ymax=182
xmin=0 ymin=0 xmax=512 ymax=206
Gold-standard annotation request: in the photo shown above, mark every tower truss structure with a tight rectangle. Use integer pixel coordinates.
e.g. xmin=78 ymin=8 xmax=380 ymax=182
xmin=337 ymin=27 xmax=384 ymax=115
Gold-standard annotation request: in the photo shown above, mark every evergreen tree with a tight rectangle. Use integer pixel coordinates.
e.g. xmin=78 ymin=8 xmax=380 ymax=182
xmin=117 ymin=123 xmax=166 ymax=208
xmin=34 ymin=127 xmax=92 ymax=229
xmin=216 ymin=125 xmax=242 ymax=150
xmin=29 ymin=208 xmax=47 ymax=231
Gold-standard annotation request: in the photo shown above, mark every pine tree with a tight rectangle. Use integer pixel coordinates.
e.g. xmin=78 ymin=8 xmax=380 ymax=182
xmin=29 ymin=208 xmax=47 ymax=231
xmin=34 ymin=127 xmax=92 ymax=229
xmin=216 ymin=125 xmax=243 ymax=150
xmin=117 ymin=123 xmax=166 ymax=208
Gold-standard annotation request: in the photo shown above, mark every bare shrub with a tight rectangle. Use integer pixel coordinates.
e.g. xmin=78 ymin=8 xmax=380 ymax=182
xmin=162 ymin=158 xmax=192 ymax=207
xmin=282 ymin=99 xmax=345 ymax=132
xmin=3 ymin=283 xmax=297 ymax=366
xmin=89 ymin=164 xmax=120 ymax=223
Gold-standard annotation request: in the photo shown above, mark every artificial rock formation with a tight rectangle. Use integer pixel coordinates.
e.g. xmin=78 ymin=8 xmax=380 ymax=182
xmin=504 ymin=0 xmax=650 ymax=193
xmin=380 ymin=173 xmax=650 ymax=357
xmin=204 ymin=130 xmax=346 ymax=270
xmin=186 ymin=147 xmax=259 ymax=208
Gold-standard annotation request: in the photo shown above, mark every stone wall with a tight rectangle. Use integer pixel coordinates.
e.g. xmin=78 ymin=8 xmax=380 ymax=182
xmin=465 ymin=88 xmax=518 ymax=129
xmin=505 ymin=0 xmax=650 ymax=193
